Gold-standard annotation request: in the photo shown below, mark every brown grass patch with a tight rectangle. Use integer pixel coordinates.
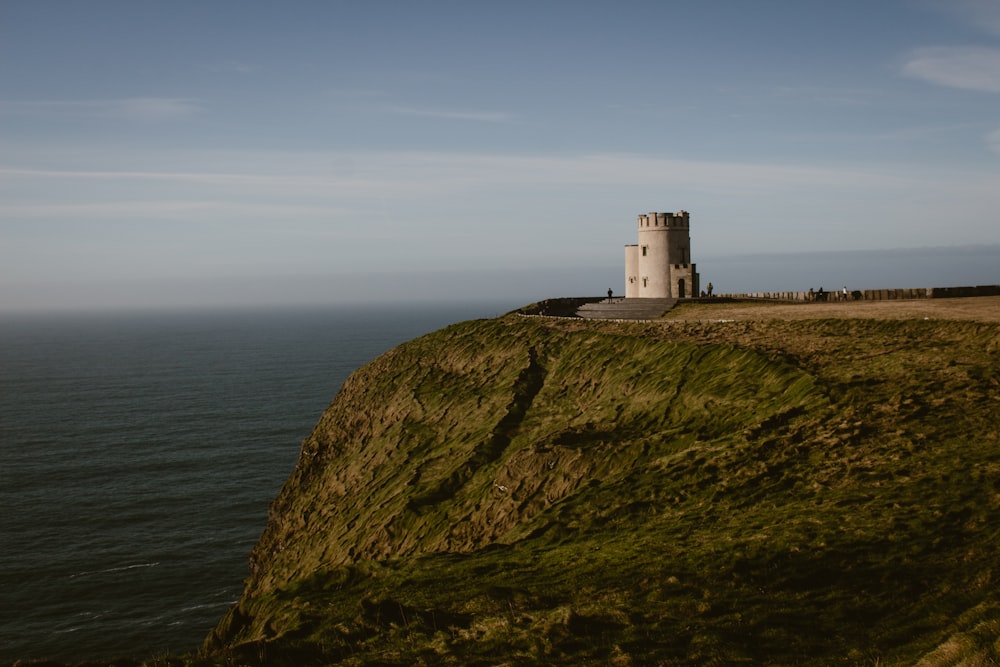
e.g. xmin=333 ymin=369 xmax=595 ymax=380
xmin=666 ymin=295 xmax=1000 ymax=322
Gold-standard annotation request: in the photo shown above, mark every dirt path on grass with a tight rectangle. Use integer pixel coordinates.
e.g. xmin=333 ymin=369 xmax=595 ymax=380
xmin=666 ymin=296 xmax=1000 ymax=322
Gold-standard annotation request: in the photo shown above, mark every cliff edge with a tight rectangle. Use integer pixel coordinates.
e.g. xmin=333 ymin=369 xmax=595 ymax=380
xmin=204 ymin=304 xmax=1000 ymax=665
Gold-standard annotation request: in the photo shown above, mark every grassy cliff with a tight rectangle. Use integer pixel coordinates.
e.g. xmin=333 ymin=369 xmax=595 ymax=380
xmin=200 ymin=301 xmax=1000 ymax=666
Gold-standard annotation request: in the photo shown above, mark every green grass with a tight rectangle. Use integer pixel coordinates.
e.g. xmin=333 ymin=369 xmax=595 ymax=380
xmin=155 ymin=311 xmax=1000 ymax=665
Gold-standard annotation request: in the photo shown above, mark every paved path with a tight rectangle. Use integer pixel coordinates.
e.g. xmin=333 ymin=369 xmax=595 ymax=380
xmin=576 ymin=298 xmax=677 ymax=320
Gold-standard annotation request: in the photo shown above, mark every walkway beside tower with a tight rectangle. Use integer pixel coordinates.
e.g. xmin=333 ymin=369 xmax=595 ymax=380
xmin=576 ymin=298 xmax=677 ymax=320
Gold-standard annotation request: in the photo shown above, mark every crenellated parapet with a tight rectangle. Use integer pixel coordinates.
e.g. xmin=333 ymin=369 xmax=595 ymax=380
xmin=637 ymin=211 xmax=689 ymax=229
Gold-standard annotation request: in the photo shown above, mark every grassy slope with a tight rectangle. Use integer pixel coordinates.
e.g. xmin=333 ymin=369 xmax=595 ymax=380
xmin=202 ymin=305 xmax=1000 ymax=666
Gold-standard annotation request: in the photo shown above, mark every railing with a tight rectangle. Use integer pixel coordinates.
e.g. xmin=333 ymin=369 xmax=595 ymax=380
xmin=711 ymin=285 xmax=1000 ymax=302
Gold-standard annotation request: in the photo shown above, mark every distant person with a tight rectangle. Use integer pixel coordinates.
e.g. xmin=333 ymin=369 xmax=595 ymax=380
xmin=707 ymin=282 xmax=713 ymax=297
xmin=607 ymin=288 xmax=613 ymax=302
xmin=842 ymin=286 xmax=848 ymax=301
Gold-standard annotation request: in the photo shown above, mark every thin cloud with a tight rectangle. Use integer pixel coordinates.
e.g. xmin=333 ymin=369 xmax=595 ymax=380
xmin=3 ymin=155 xmax=862 ymax=262
xmin=0 ymin=150 xmax=945 ymax=190
xmin=0 ymin=97 xmax=202 ymax=120
xmin=0 ymin=167 xmax=286 ymax=185
xmin=902 ymin=46 xmax=1000 ymax=93
xmin=0 ymin=200 xmax=353 ymax=220
xmin=112 ymin=98 xmax=203 ymax=120
xmin=0 ymin=153 xmax=890 ymax=195
xmin=204 ymin=60 xmax=255 ymax=74
xmin=943 ymin=0 xmax=1000 ymax=37
xmin=767 ymin=84 xmax=879 ymax=107
xmin=987 ymin=127 xmax=1000 ymax=153
xmin=0 ymin=165 xmax=390 ymax=199
xmin=327 ymin=89 xmax=387 ymax=99
xmin=382 ymin=106 xmax=514 ymax=123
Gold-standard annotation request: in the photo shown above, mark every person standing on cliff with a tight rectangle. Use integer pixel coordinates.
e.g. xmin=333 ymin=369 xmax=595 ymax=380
xmin=607 ymin=288 xmax=613 ymax=302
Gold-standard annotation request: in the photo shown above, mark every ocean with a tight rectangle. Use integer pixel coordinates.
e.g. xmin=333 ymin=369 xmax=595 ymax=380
xmin=0 ymin=302 xmax=517 ymax=665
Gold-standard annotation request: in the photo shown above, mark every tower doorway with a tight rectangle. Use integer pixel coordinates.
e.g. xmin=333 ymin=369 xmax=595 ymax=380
xmin=678 ymin=279 xmax=686 ymax=298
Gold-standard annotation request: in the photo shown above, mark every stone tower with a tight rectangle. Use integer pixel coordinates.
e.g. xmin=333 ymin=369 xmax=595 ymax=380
xmin=624 ymin=211 xmax=699 ymax=299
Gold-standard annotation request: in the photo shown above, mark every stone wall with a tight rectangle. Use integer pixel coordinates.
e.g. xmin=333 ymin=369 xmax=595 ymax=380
xmin=929 ymin=285 xmax=1000 ymax=298
xmin=518 ymin=296 xmax=605 ymax=317
xmin=712 ymin=285 xmax=1000 ymax=302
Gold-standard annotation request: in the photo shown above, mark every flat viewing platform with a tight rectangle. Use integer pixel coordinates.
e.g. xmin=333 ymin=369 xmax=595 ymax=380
xmin=519 ymin=286 xmax=1000 ymax=322
xmin=576 ymin=298 xmax=677 ymax=320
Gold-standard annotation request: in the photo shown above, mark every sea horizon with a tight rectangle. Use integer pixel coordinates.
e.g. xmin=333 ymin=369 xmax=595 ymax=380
xmin=0 ymin=301 xmax=519 ymax=664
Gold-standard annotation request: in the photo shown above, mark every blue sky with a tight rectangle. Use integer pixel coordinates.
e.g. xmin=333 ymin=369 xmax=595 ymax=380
xmin=1 ymin=0 xmax=998 ymax=310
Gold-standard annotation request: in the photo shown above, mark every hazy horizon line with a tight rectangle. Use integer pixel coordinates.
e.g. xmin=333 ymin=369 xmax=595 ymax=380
xmin=2 ymin=243 xmax=997 ymax=315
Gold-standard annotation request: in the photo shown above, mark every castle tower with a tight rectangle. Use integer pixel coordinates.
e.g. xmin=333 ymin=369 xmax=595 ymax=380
xmin=624 ymin=211 xmax=698 ymax=299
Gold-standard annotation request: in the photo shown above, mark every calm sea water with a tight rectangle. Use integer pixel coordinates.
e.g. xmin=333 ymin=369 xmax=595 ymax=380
xmin=0 ymin=302 xmax=516 ymax=665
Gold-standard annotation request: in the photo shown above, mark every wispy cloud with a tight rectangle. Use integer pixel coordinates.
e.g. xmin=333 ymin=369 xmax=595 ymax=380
xmin=204 ymin=60 xmax=255 ymax=74
xmin=0 ymin=149 xmax=961 ymax=204
xmin=327 ymin=89 xmax=387 ymax=99
xmin=943 ymin=0 xmax=1000 ymax=37
xmin=109 ymin=98 xmax=203 ymax=120
xmin=382 ymin=106 xmax=514 ymax=123
xmin=0 ymin=200 xmax=361 ymax=221
xmin=0 ymin=97 xmax=202 ymax=120
xmin=902 ymin=46 xmax=1000 ymax=93
xmin=0 ymin=167 xmax=284 ymax=186
xmin=767 ymin=84 xmax=879 ymax=107
xmin=987 ymin=127 xmax=1000 ymax=153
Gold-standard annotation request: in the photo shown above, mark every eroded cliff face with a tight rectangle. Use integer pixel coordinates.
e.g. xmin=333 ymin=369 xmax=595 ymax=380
xmin=230 ymin=316 xmax=816 ymax=591
xmin=205 ymin=312 xmax=1000 ymax=666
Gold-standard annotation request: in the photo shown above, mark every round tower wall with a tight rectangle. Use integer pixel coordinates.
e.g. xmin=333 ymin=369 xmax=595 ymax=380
xmin=635 ymin=211 xmax=690 ymax=298
xmin=637 ymin=225 xmax=671 ymax=298
xmin=624 ymin=245 xmax=639 ymax=298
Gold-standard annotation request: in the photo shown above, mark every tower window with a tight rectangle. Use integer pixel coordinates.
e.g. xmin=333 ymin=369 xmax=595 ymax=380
xmin=641 ymin=246 xmax=647 ymax=256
